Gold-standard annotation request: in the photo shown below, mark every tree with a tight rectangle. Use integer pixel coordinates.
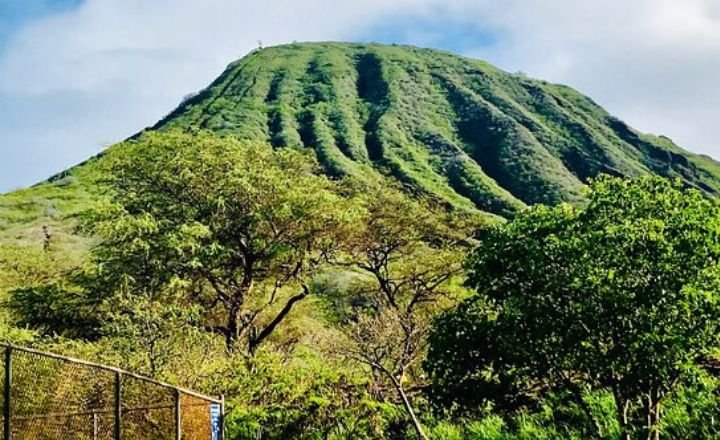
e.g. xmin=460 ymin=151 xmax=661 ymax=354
xmin=84 ymin=130 xmax=355 ymax=352
xmin=101 ymin=296 xmax=216 ymax=379
xmin=2 ymin=242 xmax=100 ymax=338
xmin=332 ymin=185 xmax=481 ymax=440
xmin=427 ymin=176 xmax=720 ymax=439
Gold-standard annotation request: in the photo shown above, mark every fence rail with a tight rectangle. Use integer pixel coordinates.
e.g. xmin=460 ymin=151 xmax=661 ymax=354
xmin=0 ymin=345 xmax=224 ymax=439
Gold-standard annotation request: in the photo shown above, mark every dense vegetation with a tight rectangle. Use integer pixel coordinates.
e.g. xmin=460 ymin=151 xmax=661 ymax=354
xmin=427 ymin=176 xmax=720 ymax=439
xmin=2 ymin=43 xmax=720 ymax=439
xmin=157 ymin=42 xmax=720 ymax=214
xmin=3 ymin=130 xmax=720 ymax=439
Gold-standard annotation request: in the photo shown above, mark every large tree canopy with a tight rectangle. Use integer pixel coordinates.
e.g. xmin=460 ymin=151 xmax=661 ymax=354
xmin=83 ymin=130 xmax=357 ymax=351
xmin=329 ymin=185 xmax=480 ymax=440
xmin=426 ymin=176 xmax=720 ymax=439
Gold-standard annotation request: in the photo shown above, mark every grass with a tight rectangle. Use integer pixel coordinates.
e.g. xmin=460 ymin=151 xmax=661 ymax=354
xmin=4 ymin=41 xmax=719 ymax=225
xmin=151 ymin=42 xmax=720 ymax=215
xmin=0 ymin=165 xmax=98 ymax=253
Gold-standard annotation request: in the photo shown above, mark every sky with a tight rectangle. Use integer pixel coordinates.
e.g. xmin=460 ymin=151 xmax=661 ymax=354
xmin=1 ymin=0 xmax=720 ymax=192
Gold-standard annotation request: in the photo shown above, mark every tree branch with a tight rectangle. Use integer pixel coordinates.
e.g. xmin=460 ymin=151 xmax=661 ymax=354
xmin=249 ymin=283 xmax=310 ymax=351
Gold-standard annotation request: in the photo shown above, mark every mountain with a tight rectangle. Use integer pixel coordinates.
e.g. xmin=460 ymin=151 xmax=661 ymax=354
xmin=154 ymin=42 xmax=720 ymax=217
xmin=4 ymin=41 xmax=720 ymax=245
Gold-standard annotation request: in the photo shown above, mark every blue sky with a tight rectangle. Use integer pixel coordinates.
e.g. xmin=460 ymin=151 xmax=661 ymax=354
xmin=2 ymin=0 xmax=720 ymax=192
xmin=0 ymin=0 xmax=81 ymax=50
xmin=357 ymin=14 xmax=500 ymax=54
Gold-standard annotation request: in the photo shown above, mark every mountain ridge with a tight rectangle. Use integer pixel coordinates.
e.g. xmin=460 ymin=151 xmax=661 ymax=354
xmin=149 ymin=42 xmax=720 ymax=216
xmin=3 ymin=41 xmax=720 ymax=236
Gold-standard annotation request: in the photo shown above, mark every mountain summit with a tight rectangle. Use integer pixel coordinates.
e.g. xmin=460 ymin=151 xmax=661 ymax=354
xmin=151 ymin=42 xmax=720 ymax=216
xmin=4 ymin=42 xmax=720 ymax=232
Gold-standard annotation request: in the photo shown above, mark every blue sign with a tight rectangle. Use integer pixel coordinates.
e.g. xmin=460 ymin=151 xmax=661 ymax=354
xmin=210 ymin=403 xmax=222 ymax=440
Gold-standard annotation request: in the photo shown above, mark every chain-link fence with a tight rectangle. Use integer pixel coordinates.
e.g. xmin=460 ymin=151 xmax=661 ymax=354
xmin=0 ymin=345 xmax=224 ymax=439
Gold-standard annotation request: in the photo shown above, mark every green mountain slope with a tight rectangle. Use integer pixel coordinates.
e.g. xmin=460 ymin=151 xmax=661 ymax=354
xmin=3 ymin=41 xmax=720 ymax=244
xmin=153 ymin=42 xmax=720 ymax=216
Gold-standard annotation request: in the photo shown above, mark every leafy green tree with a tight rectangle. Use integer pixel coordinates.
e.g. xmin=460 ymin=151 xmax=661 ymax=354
xmin=84 ymin=130 xmax=356 ymax=351
xmin=101 ymin=296 xmax=217 ymax=379
xmin=219 ymin=347 xmax=408 ymax=440
xmin=331 ymin=185 xmax=481 ymax=440
xmin=1 ymin=242 xmax=99 ymax=338
xmin=659 ymin=372 xmax=720 ymax=439
xmin=427 ymin=176 xmax=720 ymax=439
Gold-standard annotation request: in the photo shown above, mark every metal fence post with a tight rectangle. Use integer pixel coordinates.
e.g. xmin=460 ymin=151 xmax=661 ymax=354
xmin=114 ymin=371 xmax=122 ymax=440
xmin=0 ymin=345 xmax=223 ymax=439
xmin=3 ymin=347 xmax=11 ymax=440
xmin=175 ymin=389 xmax=181 ymax=440
xmin=93 ymin=412 xmax=99 ymax=440
xmin=220 ymin=395 xmax=225 ymax=440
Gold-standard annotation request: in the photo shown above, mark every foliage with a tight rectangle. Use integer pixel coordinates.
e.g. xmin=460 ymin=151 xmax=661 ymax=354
xmin=0 ymin=241 xmax=99 ymax=337
xmin=220 ymin=348 xmax=407 ymax=440
xmin=157 ymin=42 xmax=720 ymax=214
xmin=659 ymin=371 xmax=720 ymax=439
xmin=6 ymin=42 xmax=720 ymax=440
xmin=427 ymin=175 xmax=720 ymax=438
xmin=101 ymin=296 xmax=221 ymax=380
xmin=323 ymin=183 xmax=480 ymax=439
xmin=81 ymin=130 xmax=357 ymax=351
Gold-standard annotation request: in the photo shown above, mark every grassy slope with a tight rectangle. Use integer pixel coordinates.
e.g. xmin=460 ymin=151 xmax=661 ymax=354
xmin=155 ymin=42 xmax=720 ymax=217
xmin=4 ymin=41 xmax=720 ymax=247
xmin=0 ymin=165 xmax=97 ymax=255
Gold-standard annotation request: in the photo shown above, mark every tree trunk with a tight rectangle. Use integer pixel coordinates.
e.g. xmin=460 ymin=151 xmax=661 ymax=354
xmin=386 ymin=373 xmax=429 ymax=440
xmin=651 ymin=402 xmax=661 ymax=440
xmin=225 ymin=305 xmax=241 ymax=351
xmin=643 ymin=392 xmax=661 ymax=440
xmin=613 ymin=388 xmax=631 ymax=440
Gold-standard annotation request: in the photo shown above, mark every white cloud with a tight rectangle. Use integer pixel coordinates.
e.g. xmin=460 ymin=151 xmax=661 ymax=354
xmin=456 ymin=0 xmax=720 ymax=154
xmin=2 ymin=0 xmax=720 ymax=191
xmin=0 ymin=0 xmax=421 ymax=191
